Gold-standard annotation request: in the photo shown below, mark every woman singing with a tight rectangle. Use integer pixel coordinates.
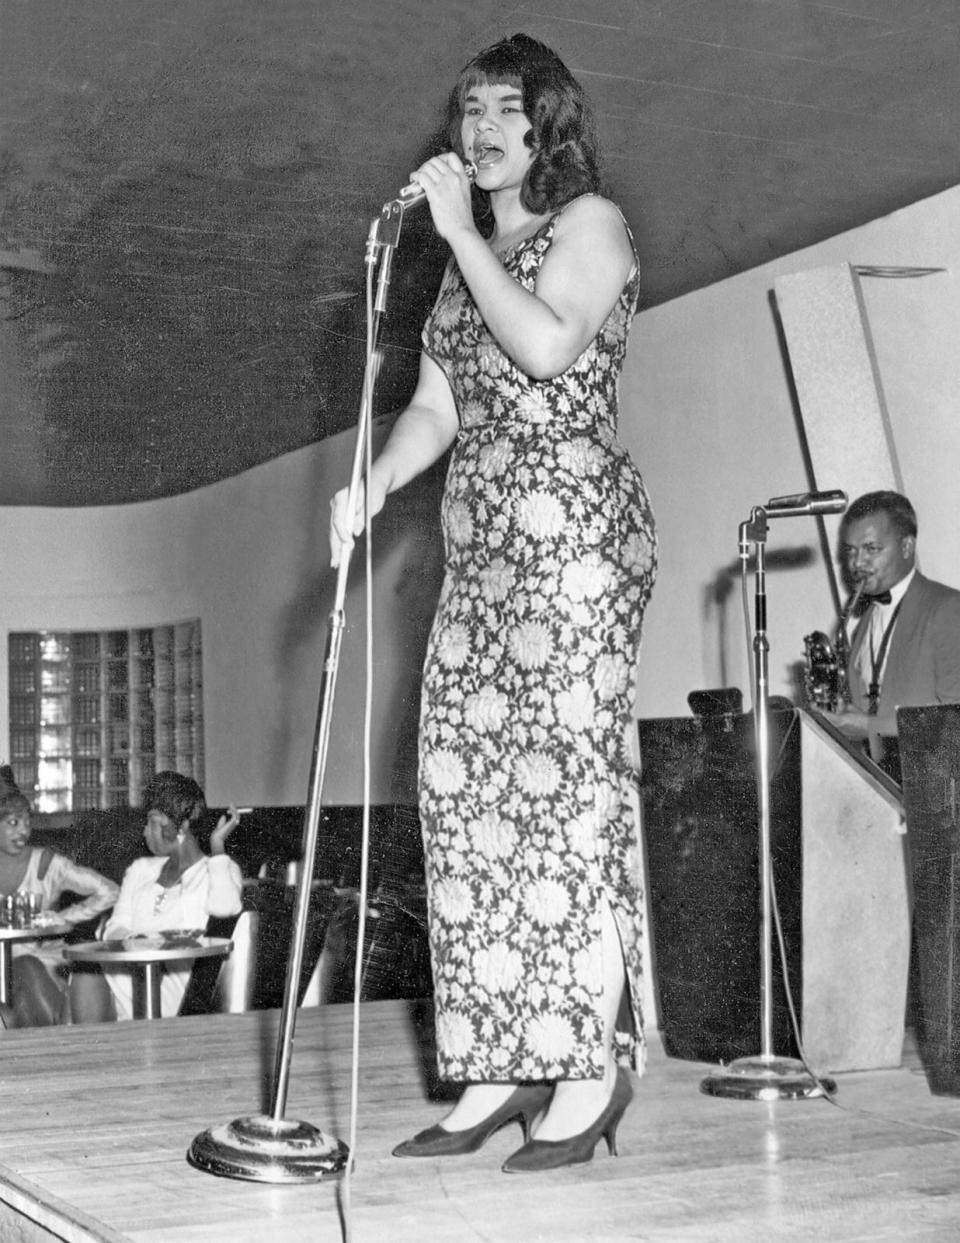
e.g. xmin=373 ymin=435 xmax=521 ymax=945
xmin=330 ymin=32 xmax=657 ymax=1173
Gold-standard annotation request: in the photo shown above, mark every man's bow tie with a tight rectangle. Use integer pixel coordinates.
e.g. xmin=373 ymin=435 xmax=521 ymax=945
xmin=865 ymin=591 xmax=892 ymax=605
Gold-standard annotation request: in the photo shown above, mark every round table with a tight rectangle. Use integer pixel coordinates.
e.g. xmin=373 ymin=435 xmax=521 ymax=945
xmin=65 ymin=936 xmax=233 ymax=1019
xmin=0 ymin=924 xmax=70 ymax=1006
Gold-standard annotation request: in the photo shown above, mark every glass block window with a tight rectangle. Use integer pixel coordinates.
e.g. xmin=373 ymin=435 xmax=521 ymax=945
xmin=7 ymin=621 xmax=203 ymax=813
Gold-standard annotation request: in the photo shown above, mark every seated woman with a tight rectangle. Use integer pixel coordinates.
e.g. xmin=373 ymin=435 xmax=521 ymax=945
xmin=73 ymin=770 xmax=244 ymax=1021
xmin=0 ymin=765 xmax=119 ymax=1028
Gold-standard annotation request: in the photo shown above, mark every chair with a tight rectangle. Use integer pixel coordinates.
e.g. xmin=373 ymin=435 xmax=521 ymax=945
xmin=208 ymin=908 xmax=259 ymax=1013
xmin=177 ymin=909 xmax=257 ymax=1016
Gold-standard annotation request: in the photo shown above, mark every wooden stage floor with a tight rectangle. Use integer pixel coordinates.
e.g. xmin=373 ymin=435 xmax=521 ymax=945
xmin=3 ymin=1000 xmax=960 ymax=1243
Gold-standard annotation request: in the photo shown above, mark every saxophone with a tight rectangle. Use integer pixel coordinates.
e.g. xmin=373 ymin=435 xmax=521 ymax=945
xmin=803 ymin=581 xmax=865 ymax=711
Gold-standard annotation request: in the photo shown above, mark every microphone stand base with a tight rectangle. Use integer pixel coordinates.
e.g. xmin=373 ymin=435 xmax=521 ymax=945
xmin=187 ymin=1114 xmax=349 ymax=1183
xmin=699 ymin=1055 xmax=837 ymax=1102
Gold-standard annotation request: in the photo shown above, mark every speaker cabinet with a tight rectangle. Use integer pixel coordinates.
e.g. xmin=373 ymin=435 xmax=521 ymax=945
xmin=639 ymin=707 xmax=908 ymax=1072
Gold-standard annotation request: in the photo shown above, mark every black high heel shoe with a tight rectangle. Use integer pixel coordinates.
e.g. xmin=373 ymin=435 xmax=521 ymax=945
xmin=392 ymin=1083 xmax=554 ymax=1158
xmin=501 ymin=1066 xmax=633 ymax=1174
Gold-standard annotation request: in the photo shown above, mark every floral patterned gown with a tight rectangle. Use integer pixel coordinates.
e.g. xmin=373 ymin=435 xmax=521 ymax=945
xmin=418 ymin=199 xmax=658 ymax=1083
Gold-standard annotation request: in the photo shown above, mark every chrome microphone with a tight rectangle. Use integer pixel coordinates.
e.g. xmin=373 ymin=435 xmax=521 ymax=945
xmin=763 ymin=489 xmax=847 ymax=518
xmin=384 ymin=160 xmax=478 ymax=213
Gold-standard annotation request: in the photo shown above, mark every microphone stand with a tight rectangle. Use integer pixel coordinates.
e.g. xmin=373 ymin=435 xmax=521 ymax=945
xmin=188 ymin=199 xmax=406 ymax=1182
xmin=700 ymin=499 xmax=839 ymax=1102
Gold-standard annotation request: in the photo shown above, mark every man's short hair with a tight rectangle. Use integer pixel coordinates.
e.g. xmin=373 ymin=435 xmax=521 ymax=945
xmin=844 ymin=490 xmax=917 ymax=539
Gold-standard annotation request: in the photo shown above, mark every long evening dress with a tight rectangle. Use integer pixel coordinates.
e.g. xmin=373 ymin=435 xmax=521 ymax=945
xmin=418 ymin=198 xmax=657 ymax=1083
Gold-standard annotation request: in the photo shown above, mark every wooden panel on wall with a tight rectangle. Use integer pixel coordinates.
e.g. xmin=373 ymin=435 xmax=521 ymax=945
xmin=798 ymin=710 xmax=909 ymax=1072
xmin=774 ymin=263 xmax=901 ymax=605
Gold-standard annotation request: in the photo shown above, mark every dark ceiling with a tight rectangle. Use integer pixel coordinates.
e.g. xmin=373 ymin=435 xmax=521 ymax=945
xmin=1 ymin=0 xmax=958 ymax=506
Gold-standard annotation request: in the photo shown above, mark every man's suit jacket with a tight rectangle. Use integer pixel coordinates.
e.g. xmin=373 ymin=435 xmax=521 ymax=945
xmin=847 ymin=571 xmax=960 ymax=717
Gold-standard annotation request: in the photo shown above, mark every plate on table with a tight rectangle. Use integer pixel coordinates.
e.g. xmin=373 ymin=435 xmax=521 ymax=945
xmin=122 ymin=935 xmax=167 ymax=950
xmin=160 ymin=928 xmax=205 ymax=947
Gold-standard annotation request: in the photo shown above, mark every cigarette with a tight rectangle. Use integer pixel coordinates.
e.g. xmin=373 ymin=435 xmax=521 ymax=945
xmin=235 ymin=807 xmax=253 ymax=815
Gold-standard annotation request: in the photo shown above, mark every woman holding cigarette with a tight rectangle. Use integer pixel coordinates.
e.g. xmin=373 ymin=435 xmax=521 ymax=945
xmin=71 ymin=771 xmax=244 ymax=1021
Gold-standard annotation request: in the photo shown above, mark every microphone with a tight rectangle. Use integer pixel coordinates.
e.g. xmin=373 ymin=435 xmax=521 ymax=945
xmin=763 ymin=489 xmax=847 ymax=518
xmin=384 ymin=161 xmax=478 ymax=213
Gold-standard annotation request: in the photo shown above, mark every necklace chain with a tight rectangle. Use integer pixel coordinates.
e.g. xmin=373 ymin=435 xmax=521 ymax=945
xmin=153 ymin=878 xmax=182 ymax=915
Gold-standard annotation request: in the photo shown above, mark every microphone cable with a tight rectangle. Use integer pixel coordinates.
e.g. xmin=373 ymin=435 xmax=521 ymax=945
xmin=339 ymin=243 xmax=379 ymax=1243
xmin=339 ymin=161 xmax=473 ymax=1229
xmin=738 ymin=555 xmax=835 ymax=1097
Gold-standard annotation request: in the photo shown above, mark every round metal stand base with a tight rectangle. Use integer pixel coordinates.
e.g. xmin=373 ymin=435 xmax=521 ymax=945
xmin=699 ymin=1055 xmax=837 ymax=1101
xmin=187 ymin=1114 xmax=349 ymax=1183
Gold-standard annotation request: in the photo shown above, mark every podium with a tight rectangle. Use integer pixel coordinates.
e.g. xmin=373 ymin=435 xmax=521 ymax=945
xmin=638 ymin=707 xmax=908 ymax=1072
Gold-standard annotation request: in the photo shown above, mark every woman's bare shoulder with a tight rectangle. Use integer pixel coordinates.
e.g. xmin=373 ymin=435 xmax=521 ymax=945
xmin=549 ymin=195 xmax=635 ymax=280
xmin=553 ymin=195 xmax=632 ymax=250
xmin=555 ymin=194 xmax=626 ymax=227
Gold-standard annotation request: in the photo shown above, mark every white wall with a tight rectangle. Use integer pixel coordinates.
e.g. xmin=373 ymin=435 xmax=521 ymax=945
xmin=2 ymin=186 xmax=957 ymax=805
xmin=1 ymin=420 xmax=443 ymax=807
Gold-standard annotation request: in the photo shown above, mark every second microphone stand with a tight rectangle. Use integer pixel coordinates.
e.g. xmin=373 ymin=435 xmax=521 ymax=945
xmin=700 ymin=501 xmax=838 ymax=1101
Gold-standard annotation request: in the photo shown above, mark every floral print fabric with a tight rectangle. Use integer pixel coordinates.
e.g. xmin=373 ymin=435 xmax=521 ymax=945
xmin=419 ymin=202 xmax=657 ymax=1082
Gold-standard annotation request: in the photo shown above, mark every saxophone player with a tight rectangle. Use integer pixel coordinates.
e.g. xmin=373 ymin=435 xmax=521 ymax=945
xmin=819 ymin=490 xmax=960 ymax=782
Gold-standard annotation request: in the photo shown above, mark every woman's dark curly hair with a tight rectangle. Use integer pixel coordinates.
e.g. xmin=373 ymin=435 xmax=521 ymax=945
xmin=445 ymin=32 xmax=601 ymax=223
xmin=142 ymin=770 xmax=206 ymax=833
xmin=0 ymin=765 xmax=30 ymax=817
